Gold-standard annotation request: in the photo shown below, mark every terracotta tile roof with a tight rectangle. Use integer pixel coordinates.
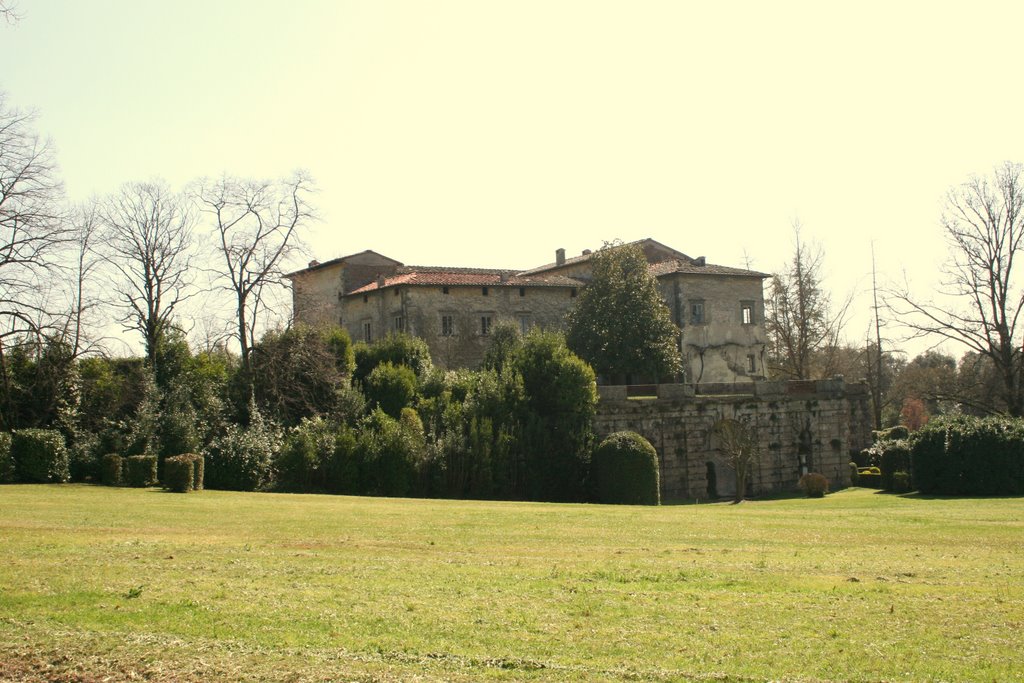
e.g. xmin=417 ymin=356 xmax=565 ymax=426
xmin=347 ymin=266 xmax=584 ymax=295
xmin=649 ymin=259 xmax=770 ymax=279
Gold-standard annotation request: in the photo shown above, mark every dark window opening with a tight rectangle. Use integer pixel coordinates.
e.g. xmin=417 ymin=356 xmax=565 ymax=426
xmin=363 ymin=294 xmax=368 ymax=303
xmin=482 ymin=287 xmax=489 ymax=296
xmin=519 ymin=287 xmax=526 ymax=297
xmin=481 ymin=316 xmax=492 ymax=335
xmin=443 ymin=286 xmax=450 ymax=295
xmin=570 ymin=288 xmax=577 ymax=298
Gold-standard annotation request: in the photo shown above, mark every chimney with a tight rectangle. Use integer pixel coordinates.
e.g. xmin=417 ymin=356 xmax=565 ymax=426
xmin=556 ymin=248 xmax=566 ymax=266
xmin=308 ymin=259 xmax=320 ymax=268
xmin=499 ymin=272 xmax=509 ymax=283
xmin=376 ymin=274 xmax=386 ymax=288
xmin=694 ymin=256 xmax=706 ymax=266
xmin=582 ymin=249 xmax=592 ymax=256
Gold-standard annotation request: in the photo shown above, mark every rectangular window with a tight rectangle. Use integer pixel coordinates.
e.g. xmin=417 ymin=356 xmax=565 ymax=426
xmin=690 ymin=301 xmax=705 ymax=325
xmin=518 ymin=314 xmax=531 ymax=335
xmin=394 ymin=316 xmax=404 ymax=332
xmin=362 ymin=321 xmax=372 ymax=343
xmin=741 ymin=302 xmax=754 ymax=325
xmin=480 ymin=315 xmax=492 ymax=336
xmin=570 ymin=288 xmax=577 ymax=298
xmin=443 ymin=286 xmax=450 ymax=295
xmin=747 ymin=354 xmax=756 ymax=373
xmin=441 ymin=315 xmax=454 ymax=337
xmin=482 ymin=287 xmax=489 ymax=296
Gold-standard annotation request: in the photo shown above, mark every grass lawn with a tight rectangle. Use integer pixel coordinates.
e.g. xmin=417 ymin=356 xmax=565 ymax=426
xmin=0 ymin=485 xmax=1022 ymax=682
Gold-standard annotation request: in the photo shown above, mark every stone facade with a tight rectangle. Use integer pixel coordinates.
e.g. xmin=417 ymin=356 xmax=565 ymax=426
xmin=594 ymin=379 xmax=872 ymax=501
xmin=287 ymin=239 xmax=769 ymax=379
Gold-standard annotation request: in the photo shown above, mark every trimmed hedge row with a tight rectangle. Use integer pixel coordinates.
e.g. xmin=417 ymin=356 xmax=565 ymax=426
xmin=0 ymin=432 xmax=13 ymax=483
xmin=101 ymin=454 xmax=123 ymax=486
xmin=912 ymin=416 xmax=1024 ymax=496
xmin=163 ymin=454 xmax=204 ymax=493
xmin=11 ymin=429 xmax=69 ymax=483
xmin=125 ymin=455 xmax=158 ymax=487
xmin=591 ymin=431 xmax=660 ymax=505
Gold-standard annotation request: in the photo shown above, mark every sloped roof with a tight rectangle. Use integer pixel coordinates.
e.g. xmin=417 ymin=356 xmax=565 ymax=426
xmin=649 ymin=259 xmax=769 ymax=279
xmin=284 ymin=249 xmax=403 ymax=278
xmin=519 ymin=238 xmax=692 ymax=275
xmin=346 ymin=266 xmax=584 ymax=295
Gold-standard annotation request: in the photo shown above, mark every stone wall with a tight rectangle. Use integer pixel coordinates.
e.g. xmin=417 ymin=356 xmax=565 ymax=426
xmin=659 ymin=273 xmax=768 ymax=382
xmin=346 ymin=283 xmax=578 ymax=368
xmin=594 ymin=379 xmax=872 ymax=501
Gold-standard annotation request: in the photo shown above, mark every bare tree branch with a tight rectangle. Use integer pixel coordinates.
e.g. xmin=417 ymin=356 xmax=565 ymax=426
xmin=886 ymin=162 xmax=1024 ymax=416
xmin=98 ymin=180 xmax=196 ymax=366
xmin=193 ymin=171 xmax=315 ymax=371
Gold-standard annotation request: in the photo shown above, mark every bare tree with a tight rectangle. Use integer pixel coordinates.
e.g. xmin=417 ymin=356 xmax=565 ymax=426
xmin=712 ymin=417 xmax=760 ymax=504
xmin=0 ymin=92 xmax=68 ymax=406
xmin=193 ymin=171 xmax=315 ymax=371
xmin=56 ymin=200 xmax=106 ymax=357
xmin=765 ymin=223 xmax=851 ymax=379
xmin=888 ymin=162 xmax=1024 ymax=416
xmin=100 ymin=180 xmax=196 ymax=366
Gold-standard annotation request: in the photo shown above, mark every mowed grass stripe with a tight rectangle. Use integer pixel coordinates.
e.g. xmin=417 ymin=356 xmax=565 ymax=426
xmin=0 ymin=484 xmax=1021 ymax=682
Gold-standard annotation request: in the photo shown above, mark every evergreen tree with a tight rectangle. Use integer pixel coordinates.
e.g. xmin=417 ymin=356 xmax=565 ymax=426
xmin=565 ymin=242 xmax=680 ymax=382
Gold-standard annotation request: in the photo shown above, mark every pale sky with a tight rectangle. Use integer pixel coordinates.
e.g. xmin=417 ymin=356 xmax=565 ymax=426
xmin=4 ymin=1 xmax=1024 ymax=358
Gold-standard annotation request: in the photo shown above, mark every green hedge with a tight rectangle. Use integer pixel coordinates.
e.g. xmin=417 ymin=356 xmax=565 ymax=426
xmin=912 ymin=416 xmax=1024 ymax=495
xmin=190 ymin=453 xmax=204 ymax=490
xmin=591 ymin=431 xmax=660 ymax=505
xmin=12 ymin=429 xmax=69 ymax=483
xmin=101 ymin=454 xmax=123 ymax=486
xmin=125 ymin=455 xmax=158 ymax=487
xmin=0 ymin=432 xmax=13 ymax=483
xmin=878 ymin=439 xmax=912 ymax=491
xmin=163 ymin=455 xmax=195 ymax=493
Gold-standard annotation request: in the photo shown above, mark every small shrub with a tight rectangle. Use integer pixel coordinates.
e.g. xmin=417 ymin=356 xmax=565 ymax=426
xmin=12 ymin=429 xmax=70 ymax=483
xmin=848 ymin=461 xmax=859 ymax=486
xmin=799 ymin=472 xmax=829 ymax=498
xmin=591 ymin=431 xmax=660 ymax=505
xmin=124 ymin=455 xmax=158 ymax=487
xmin=0 ymin=432 xmax=14 ymax=483
xmin=101 ymin=453 xmax=124 ymax=486
xmin=892 ymin=470 xmax=912 ymax=494
xmin=363 ymin=362 xmax=418 ymax=418
xmin=204 ymin=412 xmax=280 ymax=492
xmin=163 ymin=455 xmax=195 ymax=493
xmin=856 ymin=466 xmax=882 ymax=488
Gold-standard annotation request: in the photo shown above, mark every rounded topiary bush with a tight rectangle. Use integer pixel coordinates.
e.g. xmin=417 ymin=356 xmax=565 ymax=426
xmin=591 ymin=431 xmax=660 ymax=505
xmin=892 ymin=470 xmax=912 ymax=494
xmin=163 ymin=455 xmax=195 ymax=493
xmin=799 ymin=472 xmax=829 ymax=498
xmin=12 ymin=429 xmax=70 ymax=483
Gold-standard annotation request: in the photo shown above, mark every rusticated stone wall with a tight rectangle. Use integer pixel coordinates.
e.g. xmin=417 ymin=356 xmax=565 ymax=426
xmin=594 ymin=379 xmax=872 ymax=501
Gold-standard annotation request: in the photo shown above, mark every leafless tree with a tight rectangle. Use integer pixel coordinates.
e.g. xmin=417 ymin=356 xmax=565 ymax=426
xmin=193 ymin=171 xmax=315 ymax=371
xmin=888 ymin=162 xmax=1024 ymax=416
xmin=765 ymin=223 xmax=851 ymax=380
xmin=57 ymin=200 xmax=106 ymax=357
xmin=712 ymin=417 xmax=760 ymax=503
xmin=0 ymin=1 xmax=20 ymax=24
xmin=0 ymin=92 xmax=68 ymax=397
xmin=100 ymin=180 xmax=196 ymax=366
